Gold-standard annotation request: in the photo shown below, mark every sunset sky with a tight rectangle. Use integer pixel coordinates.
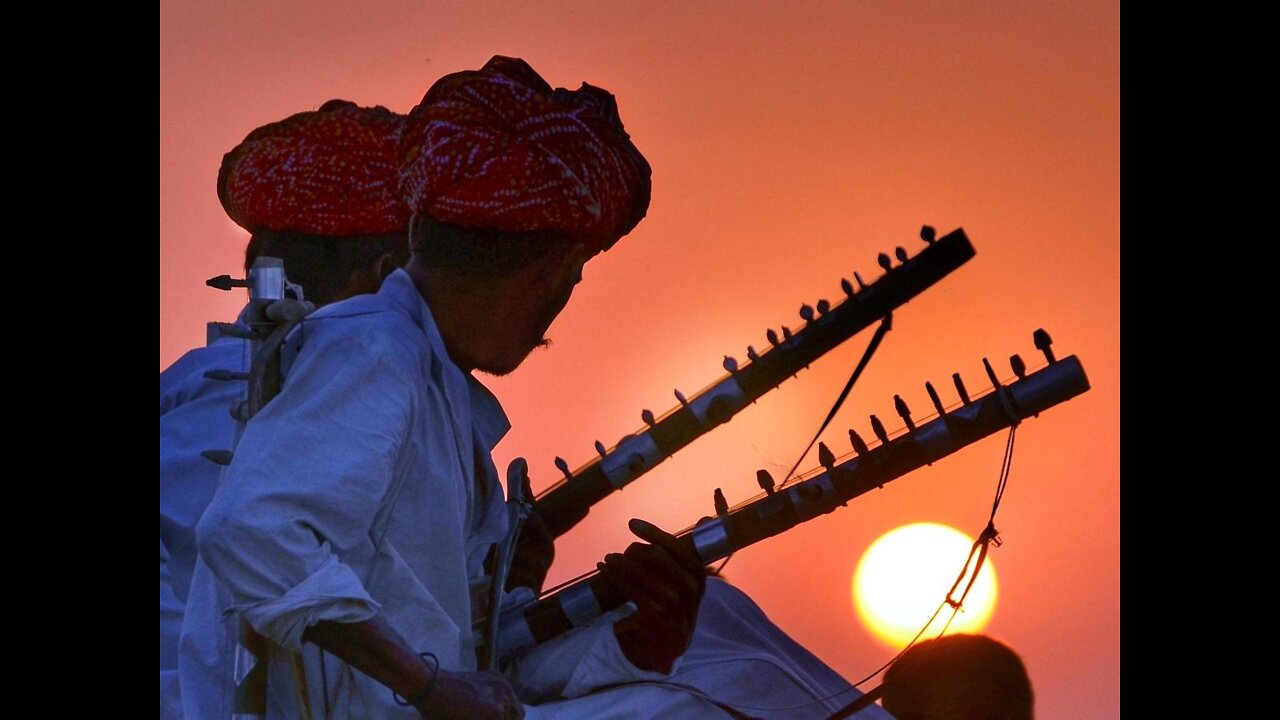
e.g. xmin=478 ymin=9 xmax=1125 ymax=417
xmin=161 ymin=2 xmax=1120 ymax=717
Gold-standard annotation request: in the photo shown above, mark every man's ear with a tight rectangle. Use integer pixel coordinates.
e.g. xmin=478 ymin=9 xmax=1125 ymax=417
xmin=339 ymin=253 xmax=399 ymax=300
xmin=374 ymin=252 xmax=398 ymax=282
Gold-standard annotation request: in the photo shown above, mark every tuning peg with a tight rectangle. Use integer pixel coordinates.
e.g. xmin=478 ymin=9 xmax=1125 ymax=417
xmin=723 ymin=356 xmax=739 ymax=373
xmin=799 ymin=304 xmax=815 ymax=322
xmin=203 ymin=369 xmax=250 ymax=382
xmin=818 ymin=442 xmax=836 ymax=470
xmin=594 ymin=440 xmax=608 ymax=457
xmin=870 ymin=415 xmax=890 ymax=445
xmin=816 ymin=299 xmax=831 ymax=315
xmin=766 ymin=329 xmax=780 ymax=346
xmin=554 ymin=456 xmax=573 ymax=481
xmin=782 ymin=326 xmax=794 ymax=341
xmin=952 ymin=373 xmax=971 ymax=405
xmin=925 ymin=381 xmax=947 ymax=416
xmin=1010 ymin=354 xmax=1027 ymax=380
xmin=746 ymin=346 xmax=760 ymax=361
xmin=756 ymin=469 xmax=776 ymax=495
xmin=641 ymin=409 xmax=656 ymax=426
xmin=841 ymin=278 xmax=855 ymax=297
xmin=894 ymin=395 xmax=917 ymax=432
xmin=714 ymin=488 xmax=730 ymax=516
xmin=877 ymin=253 xmax=892 ymax=272
xmin=1033 ymin=328 xmax=1056 ymax=364
xmin=854 ymin=272 xmax=868 ymax=290
xmin=201 ymin=449 xmax=233 ymax=466
xmin=206 ymin=274 xmax=249 ymax=291
xmin=895 ymin=247 xmax=909 ymax=264
xmin=849 ymin=429 xmax=870 ymax=455
xmin=920 ymin=225 xmax=937 ymax=244
xmin=674 ymin=389 xmax=689 ymax=406
xmin=983 ymin=358 xmax=1003 ymax=389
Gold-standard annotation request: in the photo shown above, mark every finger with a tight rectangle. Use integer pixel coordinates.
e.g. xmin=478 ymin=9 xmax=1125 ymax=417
xmin=264 ymin=298 xmax=311 ymax=322
xmin=628 ymin=518 xmax=704 ymax=575
xmin=621 ymin=543 xmax=699 ymax=599
xmin=600 ymin=552 xmax=687 ymax=612
xmin=599 ymin=553 xmax=682 ymax=611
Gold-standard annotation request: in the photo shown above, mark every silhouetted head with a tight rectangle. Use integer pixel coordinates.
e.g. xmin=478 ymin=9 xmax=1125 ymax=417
xmin=398 ymin=56 xmax=650 ymax=374
xmin=882 ymin=635 xmax=1034 ymax=720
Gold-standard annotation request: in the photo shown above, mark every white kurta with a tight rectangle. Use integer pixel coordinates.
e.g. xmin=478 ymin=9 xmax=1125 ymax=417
xmin=176 ymin=269 xmax=891 ymax=719
xmin=181 ymin=270 xmax=643 ymax=718
xmin=161 ymin=334 xmax=250 ymax=718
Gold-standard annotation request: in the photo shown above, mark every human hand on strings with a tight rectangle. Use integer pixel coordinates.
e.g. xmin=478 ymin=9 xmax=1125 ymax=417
xmin=598 ymin=518 xmax=707 ymax=674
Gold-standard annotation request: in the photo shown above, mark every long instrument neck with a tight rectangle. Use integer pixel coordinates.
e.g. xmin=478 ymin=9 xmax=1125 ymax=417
xmin=537 ymin=228 xmax=977 ymax=538
xmin=497 ymin=353 xmax=1089 ymax=661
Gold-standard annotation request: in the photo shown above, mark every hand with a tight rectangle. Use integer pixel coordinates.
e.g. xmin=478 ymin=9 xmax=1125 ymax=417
xmin=263 ymin=297 xmax=314 ymax=323
xmin=418 ymin=669 xmax=524 ymax=720
xmin=507 ymin=509 xmax=555 ymax=594
xmin=301 ymin=619 xmax=522 ymax=719
xmin=598 ymin=518 xmax=707 ymax=674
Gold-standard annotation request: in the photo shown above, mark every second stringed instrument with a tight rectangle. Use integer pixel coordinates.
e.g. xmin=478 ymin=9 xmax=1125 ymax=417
xmin=537 ymin=226 xmax=976 ymax=537
xmin=493 ymin=331 xmax=1089 ymax=660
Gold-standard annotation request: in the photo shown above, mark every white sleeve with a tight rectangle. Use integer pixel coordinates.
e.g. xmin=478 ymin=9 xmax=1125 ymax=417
xmin=196 ymin=325 xmax=419 ymax=650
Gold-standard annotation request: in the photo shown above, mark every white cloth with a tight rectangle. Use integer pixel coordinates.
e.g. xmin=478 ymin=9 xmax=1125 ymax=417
xmin=160 ymin=335 xmax=250 ymax=718
xmin=520 ymin=580 xmax=892 ymax=720
xmin=181 ymin=270 xmax=643 ymax=718
xmin=173 ymin=270 xmax=891 ymax=719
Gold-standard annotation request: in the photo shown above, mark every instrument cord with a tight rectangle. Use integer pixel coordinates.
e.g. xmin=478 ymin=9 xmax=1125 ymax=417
xmin=717 ymin=314 xmax=894 ymax=577
xmin=826 ymin=424 xmax=1019 ymax=719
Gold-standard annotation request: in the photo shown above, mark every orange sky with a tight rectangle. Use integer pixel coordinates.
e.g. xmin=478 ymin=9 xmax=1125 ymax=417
xmin=161 ymin=2 xmax=1120 ymax=717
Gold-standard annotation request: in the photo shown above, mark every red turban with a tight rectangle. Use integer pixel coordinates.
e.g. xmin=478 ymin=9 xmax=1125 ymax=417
xmin=399 ymin=56 xmax=651 ymax=256
xmin=219 ymin=100 xmax=409 ymax=237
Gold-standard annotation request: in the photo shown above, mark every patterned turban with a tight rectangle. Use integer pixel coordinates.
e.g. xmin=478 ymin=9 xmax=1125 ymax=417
xmin=219 ymin=100 xmax=409 ymax=237
xmin=400 ymin=56 xmax=651 ymax=256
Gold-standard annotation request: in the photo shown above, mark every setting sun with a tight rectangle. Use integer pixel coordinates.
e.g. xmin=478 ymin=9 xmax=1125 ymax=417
xmin=853 ymin=522 xmax=999 ymax=649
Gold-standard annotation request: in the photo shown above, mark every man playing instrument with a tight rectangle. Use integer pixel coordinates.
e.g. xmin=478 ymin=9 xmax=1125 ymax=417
xmin=180 ymin=58 xmax=889 ymax=719
xmin=186 ymin=58 xmax=710 ymax=719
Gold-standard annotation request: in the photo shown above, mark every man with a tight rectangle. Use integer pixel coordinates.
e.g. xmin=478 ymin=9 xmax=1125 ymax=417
xmin=187 ymin=58 xmax=888 ymax=719
xmin=189 ymin=57 xmax=707 ymax=719
xmin=162 ymin=99 xmax=410 ymax=717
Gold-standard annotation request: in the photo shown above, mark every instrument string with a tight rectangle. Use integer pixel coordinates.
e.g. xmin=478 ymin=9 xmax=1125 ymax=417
xmin=532 ymin=363 xmax=1031 ymax=711
xmin=681 ymin=366 xmax=1035 ymax=526
xmin=825 ymin=424 xmax=1019 ymax=720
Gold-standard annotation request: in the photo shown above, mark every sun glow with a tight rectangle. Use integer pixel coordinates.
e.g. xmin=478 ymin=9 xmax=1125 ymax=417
xmin=853 ymin=522 xmax=998 ymax=649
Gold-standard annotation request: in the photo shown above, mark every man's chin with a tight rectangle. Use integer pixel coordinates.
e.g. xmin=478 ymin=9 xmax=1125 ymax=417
xmin=476 ymin=338 xmax=553 ymax=377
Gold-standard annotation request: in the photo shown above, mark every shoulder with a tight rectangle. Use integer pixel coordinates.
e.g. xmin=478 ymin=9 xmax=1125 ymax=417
xmin=299 ymin=296 xmax=427 ymax=364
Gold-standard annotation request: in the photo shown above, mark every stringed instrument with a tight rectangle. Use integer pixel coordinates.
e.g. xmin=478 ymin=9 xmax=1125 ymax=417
xmin=494 ymin=331 xmax=1089 ymax=660
xmin=537 ymin=226 xmax=977 ymax=538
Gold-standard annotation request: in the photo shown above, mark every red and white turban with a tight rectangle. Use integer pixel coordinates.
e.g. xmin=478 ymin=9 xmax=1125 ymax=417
xmin=399 ymin=56 xmax=651 ymax=256
xmin=219 ymin=100 xmax=409 ymax=237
